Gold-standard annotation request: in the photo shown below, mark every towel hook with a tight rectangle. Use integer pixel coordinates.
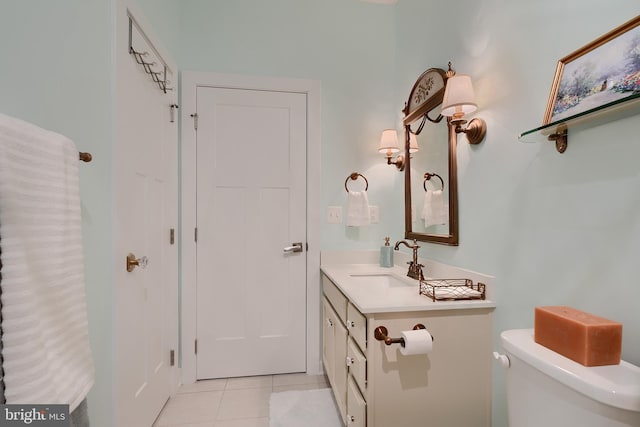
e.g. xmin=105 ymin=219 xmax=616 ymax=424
xmin=423 ymin=172 xmax=444 ymax=192
xmin=128 ymin=16 xmax=173 ymax=93
xmin=344 ymin=172 xmax=368 ymax=192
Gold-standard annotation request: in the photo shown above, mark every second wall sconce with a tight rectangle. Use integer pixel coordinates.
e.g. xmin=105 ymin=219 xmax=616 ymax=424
xmin=379 ymin=129 xmax=419 ymax=172
xmin=440 ymin=66 xmax=487 ymax=145
xmin=408 ymin=132 xmax=419 ymax=154
xmin=379 ymin=129 xmax=404 ymax=171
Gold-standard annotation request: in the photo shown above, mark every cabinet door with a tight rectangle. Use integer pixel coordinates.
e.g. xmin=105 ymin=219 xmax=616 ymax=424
xmin=322 ymin=298 xmax=335 ymax=383
xmin=323 ymin=297 xmax=348 ymax=423
xmin=334 ymin=316 xmax=348 ymax=422
xmin=347 ymin=375 xmax=366 ymax=427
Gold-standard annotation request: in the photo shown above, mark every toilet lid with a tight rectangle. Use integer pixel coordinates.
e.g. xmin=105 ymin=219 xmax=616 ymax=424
xmin=501 ymin=329 xmax=640 ymax=412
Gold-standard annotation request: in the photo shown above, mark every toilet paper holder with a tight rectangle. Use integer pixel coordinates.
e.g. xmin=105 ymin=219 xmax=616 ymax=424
xmin=374 ymin=324 xmax=434 ymax=347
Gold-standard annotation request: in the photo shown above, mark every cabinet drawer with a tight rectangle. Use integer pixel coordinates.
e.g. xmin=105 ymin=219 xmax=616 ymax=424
xmin=346 ymin=375 xmax=366 ymax=427
xmin=347 ymin=338 xmax=366 ymax=393
xmin=347 ymin=303 xmax=367 ymax=351
xmin=323 ymin=275 xmax=348 ymax=322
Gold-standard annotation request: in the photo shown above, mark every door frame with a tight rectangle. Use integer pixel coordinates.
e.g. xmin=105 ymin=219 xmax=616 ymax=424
xmin=180 ymin=71 xmax=322 ymax=384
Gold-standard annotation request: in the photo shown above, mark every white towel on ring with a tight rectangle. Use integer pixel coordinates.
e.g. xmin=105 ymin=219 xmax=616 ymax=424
xmin=346 ymin=190 xmax=371 ymax=227
xmin=0 ymin=113 xmax=94 ymax=410
xmin=421 ymin=189 xmax=447 ymax=227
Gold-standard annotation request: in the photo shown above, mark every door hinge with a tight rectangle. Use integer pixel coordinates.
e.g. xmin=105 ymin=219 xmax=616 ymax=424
xmin=170 ymin=228 xmax=175 ymax=245
xmin=306 ymin=242 xmax=309 ymax=251
xmin=170 ymin=104 xmax=179 ymax=123
xmin=190 ymin=113 xmax=198 ymax=130
xmin=195 ymin=339 xmax=198 ymax=355
xmin=170 ymin=349 xmax=175 ymax=366
xmin=194 ymin=227 xmax=198 ymax=243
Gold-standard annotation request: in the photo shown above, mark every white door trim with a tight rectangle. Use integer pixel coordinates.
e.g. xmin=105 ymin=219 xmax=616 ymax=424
xmin=180 ymin=71 xmax=322 ymax=384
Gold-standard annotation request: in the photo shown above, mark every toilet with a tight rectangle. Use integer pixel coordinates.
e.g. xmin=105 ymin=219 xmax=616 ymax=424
xmin=496 ymin=329 xmax=640 ymax=427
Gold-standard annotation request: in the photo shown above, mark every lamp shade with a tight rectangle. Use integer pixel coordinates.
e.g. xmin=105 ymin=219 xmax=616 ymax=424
xmin=378 ymin=129 xmax=400 ymax=153
xmin=440 ymin=74 xmax=477 ymax=117
xmin=409 ymin=132 xmax=419 ymax=153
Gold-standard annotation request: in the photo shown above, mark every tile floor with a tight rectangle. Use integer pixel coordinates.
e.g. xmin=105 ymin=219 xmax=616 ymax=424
xmin=153 ymin=373 xmax=330 ymax=427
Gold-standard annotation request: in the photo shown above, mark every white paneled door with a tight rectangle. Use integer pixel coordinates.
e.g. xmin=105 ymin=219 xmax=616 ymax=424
xmin=114 ymin=11 xmax=179 ymax=427
xmin=195 ymin=87 xmax=307 ymax=379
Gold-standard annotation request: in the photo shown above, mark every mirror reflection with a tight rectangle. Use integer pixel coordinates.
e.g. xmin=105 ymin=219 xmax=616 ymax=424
xmin=403 ymin=67 xmax=459 ymax=245
xmin=409 ymin=123 xmax=449 ymax=235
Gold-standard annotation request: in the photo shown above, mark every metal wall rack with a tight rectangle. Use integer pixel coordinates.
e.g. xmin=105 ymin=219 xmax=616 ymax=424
xmin=128 ymin=15 xmax=173 ymax=94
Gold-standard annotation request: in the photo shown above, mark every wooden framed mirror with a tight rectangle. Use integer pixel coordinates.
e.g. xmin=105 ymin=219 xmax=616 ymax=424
xmin=403 ymin=67 xmax=459 ymax=245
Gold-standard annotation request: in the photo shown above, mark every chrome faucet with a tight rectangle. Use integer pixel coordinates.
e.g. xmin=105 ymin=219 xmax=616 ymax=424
xmin=393 ymin=239 xmax=425 ymax=281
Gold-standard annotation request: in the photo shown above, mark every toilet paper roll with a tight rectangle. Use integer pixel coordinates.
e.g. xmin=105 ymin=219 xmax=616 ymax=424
xmin=400 ymin=329 xmax=433 ymax=356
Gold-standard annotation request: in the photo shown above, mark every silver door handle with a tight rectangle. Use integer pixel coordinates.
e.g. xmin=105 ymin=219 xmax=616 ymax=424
xmin=283 ymin=242 xmax=303 ymax=253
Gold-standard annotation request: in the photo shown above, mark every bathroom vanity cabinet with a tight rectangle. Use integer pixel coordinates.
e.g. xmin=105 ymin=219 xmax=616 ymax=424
xmin=321 ymin=271 xmax=494 ymax=427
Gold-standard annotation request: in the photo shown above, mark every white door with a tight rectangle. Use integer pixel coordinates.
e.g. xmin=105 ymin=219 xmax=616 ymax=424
xmin=195 ymin=87 xmax=307 ymax=379
xmin=114 ymin=11 xmax=179 ymax=427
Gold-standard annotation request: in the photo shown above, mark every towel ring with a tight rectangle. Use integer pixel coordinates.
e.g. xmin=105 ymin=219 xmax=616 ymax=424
xmin=423 ymin=172 xmax=444 ymax=192
xmin=345 ymin=172 xmax=368 ymax=192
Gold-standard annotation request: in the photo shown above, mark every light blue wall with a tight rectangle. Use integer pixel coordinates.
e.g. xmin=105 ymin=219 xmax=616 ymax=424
xmin=135 ymin=0 xmax=182 ymax=56
xmin=0 ymin=1 xmax=114 ymax=426
xmin=176 ymin=0 xmax=403 ymax=251
xmin=395 ymin=1 xmax=640 ymax=426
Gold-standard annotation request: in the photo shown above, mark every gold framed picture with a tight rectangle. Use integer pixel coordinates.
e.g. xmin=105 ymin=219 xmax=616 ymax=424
xmin=544 ymin=15 xmax=640 ymax=124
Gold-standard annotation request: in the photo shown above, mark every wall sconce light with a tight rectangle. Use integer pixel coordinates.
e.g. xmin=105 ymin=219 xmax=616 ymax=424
xmin=440 ymin=70 xmax=487 ymax=145
xmin=378 ymin=129 xmax=405 ymax=171
xmin=408 ymin=132 xmax=419 ymax=154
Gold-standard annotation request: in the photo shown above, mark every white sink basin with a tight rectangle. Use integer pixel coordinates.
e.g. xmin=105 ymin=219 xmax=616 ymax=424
xmin=349 ymin=273 xmax=415 ymax=288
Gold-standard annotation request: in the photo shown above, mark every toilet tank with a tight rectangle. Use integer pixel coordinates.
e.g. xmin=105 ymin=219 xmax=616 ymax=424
xmin=499 ymin=329 xmax=640 ymax=427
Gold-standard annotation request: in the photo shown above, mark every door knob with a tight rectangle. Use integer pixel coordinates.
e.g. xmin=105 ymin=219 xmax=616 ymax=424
xmin=283 ymin=242 xmax=303 ymax=253
xmin=126 ymin=253 xmax=148 ymax=272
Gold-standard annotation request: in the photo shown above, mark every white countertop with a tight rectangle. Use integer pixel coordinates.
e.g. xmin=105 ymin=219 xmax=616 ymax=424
xmin=321 ymin=263 xmax=496 ymax=314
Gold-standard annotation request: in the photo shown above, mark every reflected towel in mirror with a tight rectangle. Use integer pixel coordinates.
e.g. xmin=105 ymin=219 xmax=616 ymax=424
xmin=346 ymin=190 xmax=371 ymax=226
xmin=422 ymin=189 xmax=447 ymax=227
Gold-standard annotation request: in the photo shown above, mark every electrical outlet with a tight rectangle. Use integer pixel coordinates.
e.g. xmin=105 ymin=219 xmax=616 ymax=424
xmin=369 ymin=206 xmax=379 ymax=224
xmin=327 ymin=206 xmax=342 ymax=224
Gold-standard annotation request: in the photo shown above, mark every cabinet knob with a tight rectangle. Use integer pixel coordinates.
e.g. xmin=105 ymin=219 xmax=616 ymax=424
xmin=326 ymin=318 xmax=334 ymax=327
xmin=346 ymin=356 xmax=354 ymax=367
xmin=347 ymin=415 xmax=355 ymax=424
xmin=347 ymin=320 xmax=355 ymax=328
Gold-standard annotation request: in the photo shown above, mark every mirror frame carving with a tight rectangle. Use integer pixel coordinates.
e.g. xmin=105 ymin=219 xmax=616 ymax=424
xmin=403 ymin=67 xmax=459 ymax=245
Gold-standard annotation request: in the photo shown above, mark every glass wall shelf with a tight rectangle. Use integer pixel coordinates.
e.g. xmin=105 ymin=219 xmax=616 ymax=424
xmin=519 ymin=92 xmax=640 ymax=153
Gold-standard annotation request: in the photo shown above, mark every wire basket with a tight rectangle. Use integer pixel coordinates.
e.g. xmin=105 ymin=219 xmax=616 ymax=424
xmin=419 ymin=279 xmax=486 ymax=302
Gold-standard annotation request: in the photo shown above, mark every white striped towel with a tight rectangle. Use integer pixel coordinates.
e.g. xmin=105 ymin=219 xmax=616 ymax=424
xmin=0 ymin=113 xmax=94 ymax=411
